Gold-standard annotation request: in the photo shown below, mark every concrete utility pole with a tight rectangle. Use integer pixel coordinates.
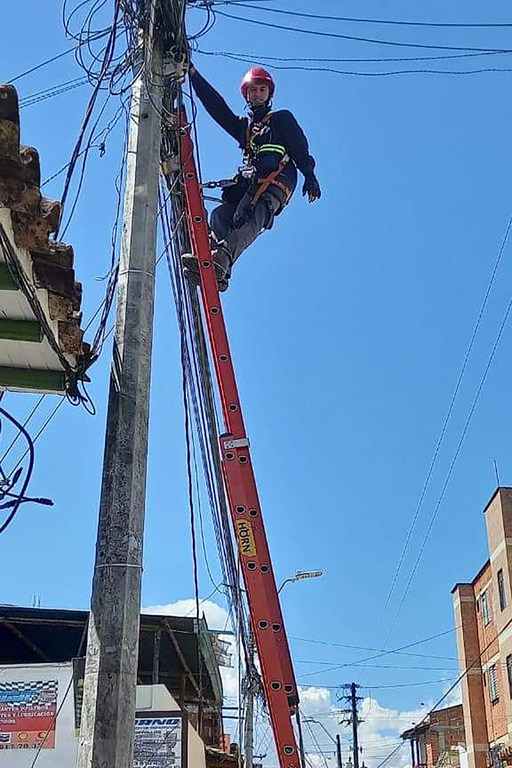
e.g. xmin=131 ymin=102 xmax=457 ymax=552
xmin=336 ymin=734 xmax=343 ymax=768
xmin=77 ymin=3 xmax=165 ymax=766
xmin=339 ymin=683 xmax=363 ymax=768
xmin=350 ymin=683 xmax=360 ymax=768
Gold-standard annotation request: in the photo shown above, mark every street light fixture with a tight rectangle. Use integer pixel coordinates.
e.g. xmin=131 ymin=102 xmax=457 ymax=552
xmin=245 ymin=569 xmax=324 ymax=768
xmin=277 ymin=569 xmax=324 ymax=594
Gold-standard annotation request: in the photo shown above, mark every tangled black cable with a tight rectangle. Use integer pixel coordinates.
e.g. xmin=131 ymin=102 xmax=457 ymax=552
xmin=0 ymin=406 xmax=53 ymax=536
xmin=159 ymin=77 xmax=253 ymax=674
xmin=55 ymin=0 xmax=141 ymax=240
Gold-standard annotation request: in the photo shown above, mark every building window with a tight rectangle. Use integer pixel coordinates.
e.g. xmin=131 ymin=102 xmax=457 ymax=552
xmin=507 ymin=655 xmax=512 ymax=698
xmin=481 ymin=590 xmax=491 ymax=625
xmin=498 ymin=569 xmax=507 ymax=611
xmin=489 ymin=663 xmax=499 ymax=702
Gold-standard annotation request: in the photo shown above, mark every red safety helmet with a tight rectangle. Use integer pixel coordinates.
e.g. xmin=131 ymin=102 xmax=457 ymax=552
xmin=240 ymin=67 xmax=275 ymax=101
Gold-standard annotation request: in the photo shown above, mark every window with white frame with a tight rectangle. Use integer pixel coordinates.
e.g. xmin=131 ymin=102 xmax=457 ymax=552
xmin=489 ymin=663 xmax=499 ymax=702
xmin=481 ymin=589 xmax=491 ymax=626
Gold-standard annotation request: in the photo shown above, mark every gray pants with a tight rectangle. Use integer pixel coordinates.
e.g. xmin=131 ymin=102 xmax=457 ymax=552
xmin=210 ymin=191 xmax=283 ymax=279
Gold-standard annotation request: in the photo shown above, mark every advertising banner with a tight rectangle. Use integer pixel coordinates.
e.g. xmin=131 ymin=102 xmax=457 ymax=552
xmin=134 ymin=711 xmax=187 ymax=768
xmin=0 ymin=678 xmax=58 ymax=750
xmin=0 ymin=663 xmax=76 ymax=767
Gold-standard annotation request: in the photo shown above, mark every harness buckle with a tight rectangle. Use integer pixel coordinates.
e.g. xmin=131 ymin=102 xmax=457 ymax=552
xmin=238 ymin=162 xmax=256 ymax=179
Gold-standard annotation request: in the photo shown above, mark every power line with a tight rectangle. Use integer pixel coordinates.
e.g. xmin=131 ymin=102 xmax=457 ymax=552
xmin=296 ymin=626 xmax=462 ymax=679
xmin=382 ymin=282 xmax=512 ymax=646
xmin=363 ymin=677 xmax=456 ymax=689
xmin=215 ymin=10 xmax=512 ymax=53
xmin=303 ymin=712 xmax=331 ymax=768
xmin=291 ymin=632 xmax=460 ymax=661
xmin=19 ymin=77 xmax=91 ymax=109
xmin=376 ymin=617 xmax=512 ymax=768
xmin=366 ymin=211 xmax=512 ymax=677
xmin=6 ymin=30 xmax=110 ymax=85
xmin=197 ymin=49 xmax=512 ymax=76
xmin=210 ymin=3 xmax=512 ymax=29
xmin=198 ymin=47 xmax=512 ymax=64
xmin=300 ymin=678 xmax=454 ymax=690
xmin=298 ymin=660 xmax=458 ymax=671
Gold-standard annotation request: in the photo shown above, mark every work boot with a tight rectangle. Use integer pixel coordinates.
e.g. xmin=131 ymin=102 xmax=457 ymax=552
xmin=212 ymin=246 xmax=231 ymax=281
xmin=183 ymin=267 xmax=201 ymax=286
xmin=182 ymin=249 xmax=231 ymax=291
xmin=181 ymin=253 xmax=199 ymax=275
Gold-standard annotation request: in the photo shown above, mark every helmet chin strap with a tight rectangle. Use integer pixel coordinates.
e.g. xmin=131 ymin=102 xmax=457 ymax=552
xmin=246 ymin=99 xmax=272 ymax=116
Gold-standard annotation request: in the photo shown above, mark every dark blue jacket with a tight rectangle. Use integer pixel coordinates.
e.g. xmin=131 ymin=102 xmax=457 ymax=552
xmin=190 ymin=68 xmax=316 ymax=205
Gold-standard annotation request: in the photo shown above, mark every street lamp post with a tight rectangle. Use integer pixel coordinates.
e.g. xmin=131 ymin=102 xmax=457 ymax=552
xmin=244 ymin=570 xmax=324 ymax=768
xmin=304 ymin=718 xmax=343 ymax=768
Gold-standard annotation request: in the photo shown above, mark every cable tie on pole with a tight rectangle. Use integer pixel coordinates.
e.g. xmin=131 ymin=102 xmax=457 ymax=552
xmin=95 ymin=563 xmax=144 ymax=569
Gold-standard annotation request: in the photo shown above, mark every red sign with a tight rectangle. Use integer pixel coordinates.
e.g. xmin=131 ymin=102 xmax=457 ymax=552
xmin=0 ymin=680 xmax=57 ymax=750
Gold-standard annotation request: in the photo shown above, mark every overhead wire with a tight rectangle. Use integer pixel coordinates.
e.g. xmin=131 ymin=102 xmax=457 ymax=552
xmin=158 ymin=53 xmax=255 ymax=740
xmin=291 ymin=632 xmax=460 ymax=662
xmin=160 ymin=177 xmax=251 ymax=657
xmin=6 ymin=29 xmax=111 ymax=85
xmin=365 ymin=210 xmax=512 ymax=667
xmin=197 ymin=48 xmax=512 ymax=64
xmin=19 ymin=77 xmax=91 ymax=109
xmin=376 ymin=617 xmax=512 ymax=768
xmin=206 ymin=3 xmax=512 ymax=30
xmin=296 ymin=626 xmax=464 ymax=679
xmin=197 ymin=49 xmax=512 ymax=76
xmin=302 ymin=712 xmax=331 ymax=768
xmin=377 ymin=222 xmax=512 ymax=652
xmin=214 ymin=10 xmax=512 ymax=53
xmin=55 ymin=0 xmax=139 ymax=240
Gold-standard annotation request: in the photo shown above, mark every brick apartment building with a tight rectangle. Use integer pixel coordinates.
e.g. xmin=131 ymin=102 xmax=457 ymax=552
xmin=401 ymin=705 xmax=466 ymax=768
xmin=452 ymin=488 xmax=512 ymax=768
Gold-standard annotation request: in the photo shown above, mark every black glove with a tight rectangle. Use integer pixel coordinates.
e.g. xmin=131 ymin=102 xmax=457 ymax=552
xmin=302 ymin=172 xmax=321 ymax=202
xmin=233 ymin=194 xmax=255 ymax=229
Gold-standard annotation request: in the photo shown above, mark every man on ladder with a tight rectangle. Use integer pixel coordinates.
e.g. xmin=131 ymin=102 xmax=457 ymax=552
xmin=182 ymin=64 xmax=321 ymax=291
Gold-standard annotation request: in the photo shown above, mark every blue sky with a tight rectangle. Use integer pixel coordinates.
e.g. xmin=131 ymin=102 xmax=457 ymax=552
xmin=3 ymin=0 xmax=512 ymax=763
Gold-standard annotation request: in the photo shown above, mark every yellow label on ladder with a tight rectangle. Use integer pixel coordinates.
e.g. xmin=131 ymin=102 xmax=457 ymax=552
xmin=235 ymin=520 xmax=257 ymax=557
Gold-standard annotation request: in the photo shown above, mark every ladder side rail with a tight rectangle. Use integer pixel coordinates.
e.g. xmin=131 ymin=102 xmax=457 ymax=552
xmin=179 ymin=131 xmax=244 ymax=437
xmin=179 ymin=116 xmax=300 ymax=768
xmin=179 ymin=116 xmax=298 ymax=697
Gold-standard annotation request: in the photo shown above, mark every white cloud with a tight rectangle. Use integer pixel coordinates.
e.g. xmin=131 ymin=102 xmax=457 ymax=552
xmin=299 ymin=686 xmax=332 ymax=716
xmin=143 ymin=598 xmax=230 ymax=631
xmin=297 ymin=687 xmax=428 ymax=768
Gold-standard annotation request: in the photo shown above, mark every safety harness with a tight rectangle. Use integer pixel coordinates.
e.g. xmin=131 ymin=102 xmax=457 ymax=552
xmin=245 ymin=113 xmax=293 ymax=207
xmin=200 ymin=112 xmax=293 ymax=207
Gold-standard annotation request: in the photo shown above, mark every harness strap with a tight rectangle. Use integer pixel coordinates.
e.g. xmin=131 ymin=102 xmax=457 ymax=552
xmin=251 ymin=154 xmax=293 ymax=207
xmin=245 ymin=112 xmax=273 ymax=161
